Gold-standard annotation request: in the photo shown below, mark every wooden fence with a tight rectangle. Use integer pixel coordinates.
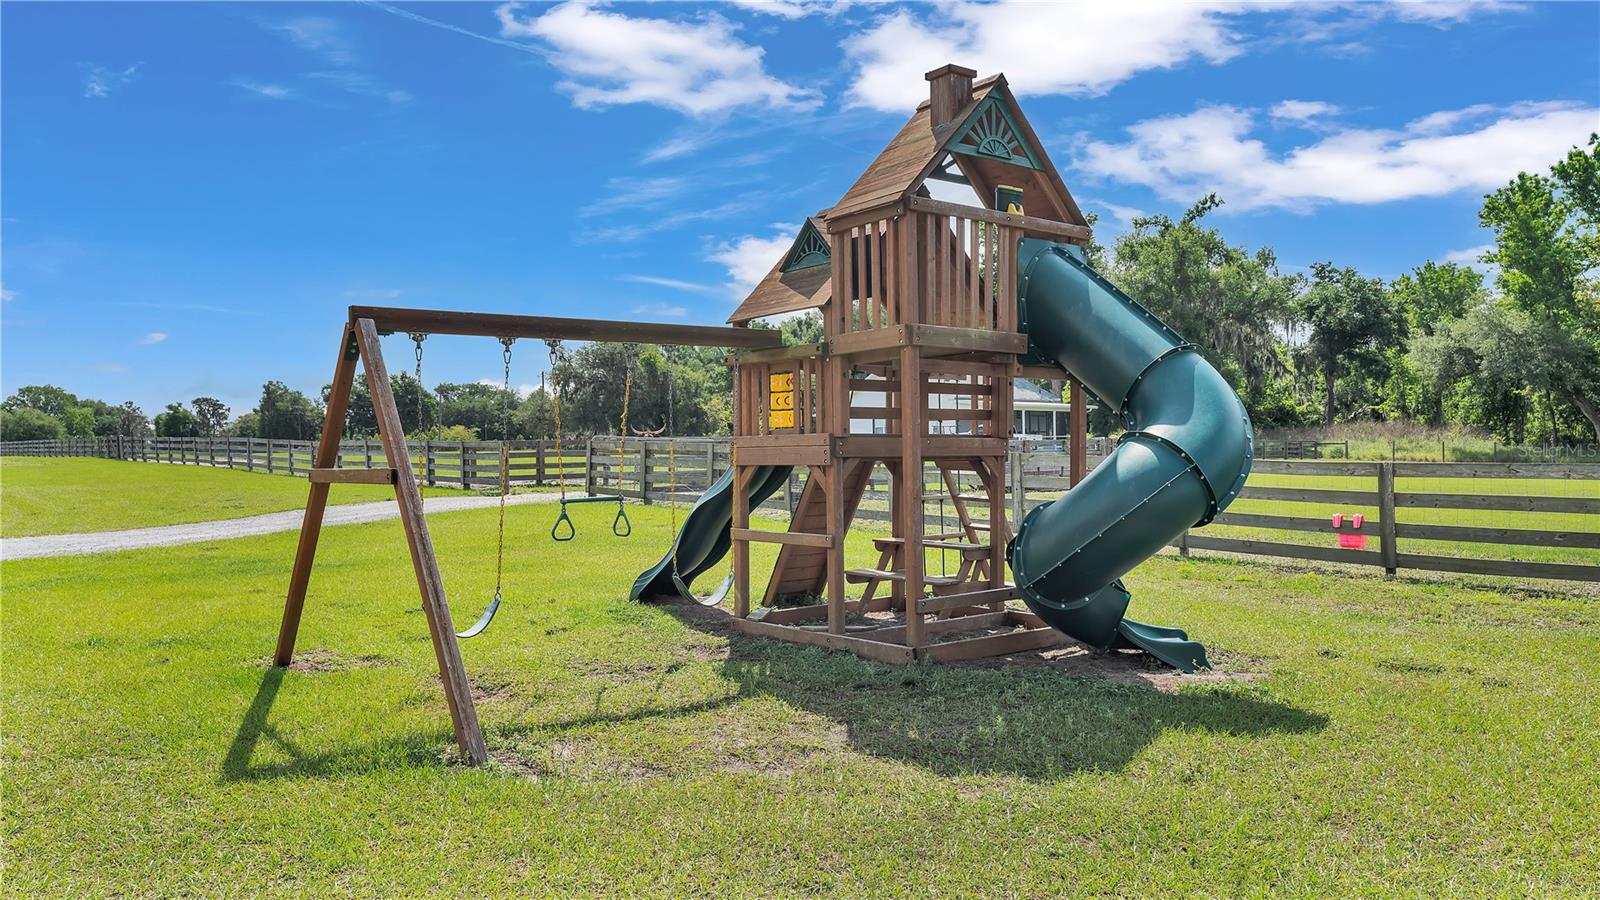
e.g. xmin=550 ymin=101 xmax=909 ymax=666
xmin=6 ymin=436 xmax=1595 ymax=583
xmin=1 ymin=435 xmax=584 ymax=489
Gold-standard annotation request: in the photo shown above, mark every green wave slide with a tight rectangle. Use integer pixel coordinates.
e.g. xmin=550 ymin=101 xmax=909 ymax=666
xmin=629 ymin=465 xmax=792 ymax=604
xmin=631 ymin=239 xmax=1252 ymax=672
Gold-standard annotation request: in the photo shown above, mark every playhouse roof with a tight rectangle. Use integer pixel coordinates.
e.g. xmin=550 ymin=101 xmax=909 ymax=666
xmin=830 ymin=73 xmax=1088 ymax=226
xmin=726 ymin=217 xmax=834 ymax=324
xmin=727 ymin=67 xmax=1089 ymax=325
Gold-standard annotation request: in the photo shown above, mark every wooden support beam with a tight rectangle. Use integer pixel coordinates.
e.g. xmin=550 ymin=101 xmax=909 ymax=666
xmin=899 ymin=345 xmax=925 ymax=649
xmin=916 ymin=624 xmax=1065 ymax=663
xmin=732 ymin=464 xmax=752 ymax=619
xmin=354 ymin=318 xmax=486 ymax=765
xmin=277 ymin=325 xmax=361 ymax=667
xmin=308 ymin=467 xmax=396 ymax=485
xmin=347 ymin=305 xmax=782 ymax=349
xmin=730 ymin=527 xmax=833 ymax=549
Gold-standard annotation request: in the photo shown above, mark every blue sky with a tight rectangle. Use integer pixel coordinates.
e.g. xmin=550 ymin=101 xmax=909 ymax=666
xmin=3 ymin=0 xmax=1597 ymax=419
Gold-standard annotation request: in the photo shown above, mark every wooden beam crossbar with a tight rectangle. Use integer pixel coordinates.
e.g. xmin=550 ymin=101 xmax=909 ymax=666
xmin=348 ymin=305 xmax=783 ymax=348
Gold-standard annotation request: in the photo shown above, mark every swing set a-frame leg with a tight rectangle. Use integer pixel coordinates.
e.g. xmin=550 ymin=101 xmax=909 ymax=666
xmin=274 ymin=319 xmax=488 ymax=766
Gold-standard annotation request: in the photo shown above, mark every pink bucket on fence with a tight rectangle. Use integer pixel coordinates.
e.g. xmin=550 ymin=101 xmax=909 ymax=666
xmin=1332 ymin=513 xmax=1368 ymax=550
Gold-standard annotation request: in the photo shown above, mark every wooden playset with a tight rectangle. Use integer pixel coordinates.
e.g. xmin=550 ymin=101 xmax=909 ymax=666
xmin=715 ymin=65 xmax=1095 ymax=662
xmin=276 ymin=66 xmax=1246 ymax=766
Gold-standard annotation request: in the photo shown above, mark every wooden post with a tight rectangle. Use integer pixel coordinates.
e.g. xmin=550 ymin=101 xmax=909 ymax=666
xmin=535 ymin=440 xmax=546 ymax=485
xmin=276 ymin=326 xmax=361 ymax=667
xmin=732 ymin=462 xmax=751 ymax=618
xmin=461 ymin=441 xmax=470 ymax=490
xmin=352 ymin=319 xmax=486 ymax=764
xmin=899 ymin=346 xmax=925 ymax=648
xmin=266 ymin=440 xmax=275 ymax=474
xmin=825 ymin=463 xmax=846 ymax=635
xmin=1377 ymin=462 xmax=1398 ymax=576
xmin=1009 ymin=447 xmax=1025 ymax=526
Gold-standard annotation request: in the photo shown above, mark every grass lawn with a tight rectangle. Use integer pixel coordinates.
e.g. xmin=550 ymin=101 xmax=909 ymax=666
xmin=0 ymin=457 xmax=472 ymax=538
xmin=3 ymin=501 xmax=1596 ymax=894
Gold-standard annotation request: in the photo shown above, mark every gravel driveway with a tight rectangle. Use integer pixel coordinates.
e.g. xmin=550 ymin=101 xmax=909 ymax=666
xmin=1 ymin=491 xmax=583 ymax=561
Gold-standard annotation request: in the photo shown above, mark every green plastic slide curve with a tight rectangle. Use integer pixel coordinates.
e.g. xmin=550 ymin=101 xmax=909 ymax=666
xmin=1007 ymin=239 xmax=1254 ymax=671
xmin=629 ymin=464 xmax=792 ymax=603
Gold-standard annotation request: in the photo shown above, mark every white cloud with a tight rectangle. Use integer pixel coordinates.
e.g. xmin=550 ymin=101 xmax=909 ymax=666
xmin=1 ymin=285 xmax=15 ymax=302
xmin=308 ymin=70 xmax=412 ymax=106
xmin=84 ymin=64 xmax=139 ymax=99
xmin=1088 ymin=200 xmax=1145 ymax=231
xmin=1271 ymin=99 xmax=1342 ymax=126
xmin=630 ymin=302 xmax=690 ymax=319
xmin=1077 ymin=100 xmax=1600 ymax=211
xmin=617 ymin=275 xmax=722 ymax=296
xmin=272 ymin=17 xmax=356 ymax=65
xmin=727 ymin=0 xmax=850 ymax=19
xmin=842 ymin=3 xmax=1243 ymax=111
xmin=232 ymin=80 xmax=295 ymax=100
xmin=708 ymin=225 xmax=796 ymax=297
xmin=476 ymin=378 xmax=539 ymax=398
xmin=139 ymin=332 xmax=168 ymax=345
xmin=1385 ymin=0 xmax=1519 ymax=25
xmin=583 ymin=176 xmax=689 ymax=216
xmin=1444 ymin=243 xmax=1497 ymax=274
xmin=496 ymin=1 xmax=820 ymax=116
xmin=341 ymin=288 xmax=403 ymax=300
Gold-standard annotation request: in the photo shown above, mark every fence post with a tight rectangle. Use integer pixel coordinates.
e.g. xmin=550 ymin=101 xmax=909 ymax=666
xmin=585 ymin=437 xmax=596 ymax=496
xmin=1377 ymin=462 xmax=1398 ymax=577
xmin=461 ymin=441 xmax=470 ymax=490
xmin=1178 ymin=530 xmax=1190 ymax=557
xmin=535 ymin=440 xmax=546 ymax=486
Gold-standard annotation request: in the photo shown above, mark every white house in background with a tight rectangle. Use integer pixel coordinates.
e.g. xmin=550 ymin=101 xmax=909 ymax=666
xmin=848 ymin=377 xmax=1091 ymax=439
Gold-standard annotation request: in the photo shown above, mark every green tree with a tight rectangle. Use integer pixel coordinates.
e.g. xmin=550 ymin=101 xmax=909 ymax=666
xmin=389 ymin=373 xmax=436 ymax=437
xmin=191 ymin=397 xmax=229 ymax=436
xmin=61 ymin=405 xmax=95 ymax=437
xmin=229 ymin=412 xmax=262 ymax=438
xmin=2 ymin=385 xmax=79 ymax=420
xmin=254 ymin=381 xmax=322 ymax=440
xmin=0 ymin=407 xmax=66 ymax=440
xmin=1295 ymin=262 xmax=1404 ymax=425
xmin=779 ymin=311 xmax=824 ymax=346
xmin=154 ymin=402 xmax=203 ymax=438
xmin=436 ymin=382 xmax=517 ymax=438
xmin=1388 ymin=261 xmax=1485 ymax=336
xmin=1110 ymin=195 xmax=1299 ymax=398
xmin=1478 ymin=135 xmax=1600 ymax=437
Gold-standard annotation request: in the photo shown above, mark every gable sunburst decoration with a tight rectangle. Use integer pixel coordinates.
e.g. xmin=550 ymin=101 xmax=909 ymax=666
xmin=947 ymin=94 xmax=1041 ymax=170
xmin=782 ymin=220 xmax=830 ymax=272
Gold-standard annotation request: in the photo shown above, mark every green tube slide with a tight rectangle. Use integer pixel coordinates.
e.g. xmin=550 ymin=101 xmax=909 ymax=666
xmin=630 ymin=464 xmax=792 ymax=603
xmin=1007 ymin=239 xmax=1254 ymax=671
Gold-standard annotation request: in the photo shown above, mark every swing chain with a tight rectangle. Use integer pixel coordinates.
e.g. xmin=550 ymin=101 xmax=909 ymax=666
xmin=408 ymin=332 xmax=428 ymax=503
xmin=544 ymin=339 xmax=566 ymax=504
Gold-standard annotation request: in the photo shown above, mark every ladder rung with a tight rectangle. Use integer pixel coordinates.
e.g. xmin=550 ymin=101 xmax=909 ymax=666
xmin=920 ymin=493 xmax=992 ymax=502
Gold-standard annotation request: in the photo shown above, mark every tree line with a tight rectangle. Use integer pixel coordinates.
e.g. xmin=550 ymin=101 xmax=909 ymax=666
xmin=4 ymin=139 xmax=1594 ymax=446
xmin=1081 ymin=135 xmax=1598 ymax=443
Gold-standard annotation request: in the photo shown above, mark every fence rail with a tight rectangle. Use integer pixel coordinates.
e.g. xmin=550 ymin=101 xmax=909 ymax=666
xmin=1 ymin=436 xmax=583 ymax=489
xmin=6 ymin=436 xmax=1595 ymax=583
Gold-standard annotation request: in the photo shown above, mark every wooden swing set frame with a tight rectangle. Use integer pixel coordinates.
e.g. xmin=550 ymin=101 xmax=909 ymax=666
xmin=275 ymin=306 xmax=780 ymax=764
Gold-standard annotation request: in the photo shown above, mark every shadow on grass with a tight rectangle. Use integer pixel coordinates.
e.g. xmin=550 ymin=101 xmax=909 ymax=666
xmin=672 ymin=605 xmax=1328 ymax=780
xmin=221 ymin=666 xmax=445 ymax=782
xmin=223 ymin=606 xmax=1325 ymax=783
